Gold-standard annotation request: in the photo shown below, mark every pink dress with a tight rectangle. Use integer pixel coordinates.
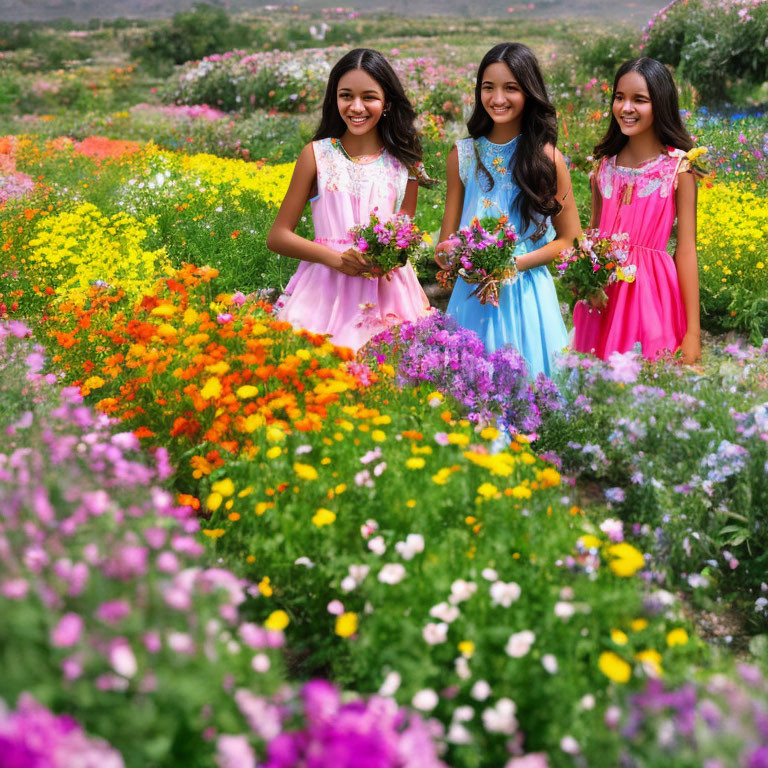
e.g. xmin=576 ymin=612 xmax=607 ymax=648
xmin=572 ymin=149 xmax=690 ymax=360
xmin=275 ymin=138 xmax=431 ymax=350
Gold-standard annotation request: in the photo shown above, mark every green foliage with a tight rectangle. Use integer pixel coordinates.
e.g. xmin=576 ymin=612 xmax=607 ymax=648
xmin=575 ymin=30 xmax=638 ymax=82
xmin=642 ymin=0 xmax=768 ymax=103
xmin=132 ymin=3 xmax=250 ymax=74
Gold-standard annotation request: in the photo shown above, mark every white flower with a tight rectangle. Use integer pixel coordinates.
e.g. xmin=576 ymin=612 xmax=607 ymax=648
xmin=251 ymin=653 xmax=270 ymax=673
xmin=368 ymin=536 xmax=387 ymax=555
xmin=422 ymin=622 xmax=449 ymax=645
xmin=429 ymin=601 xmax=460 ymax=623
xmin=490 ymin=580 xmax=521 ymax=608
xmin=560 ymin=735 xmax=580 ymax=754
xmin=340 ymin=576 xmax=357 ymax=592
xmin=559 ymin=586 xmax=575 ymax=600
xmin=378 ymin=563 xmax=406 ymax=585
xmin=579 ymin=694 xmax=596 ymax=710
xmin=446 ymin=723 xmax=473 ymax=744
xmin=482 ymin=698 xmax=518 ymax=734
xmin=412 ymin=688 xmax=439 ymax=711
xmin=395 ymin=533 xmax=425 ymax=561
xmin=109 ymin=640 xmax=138 ymax=678
xmin=481 ymin=567 xmax=499 ymax=581
xmin=541 ymin=654 xmax=558 ymax=674
xmin=455 ymin=656 xmax=471 ymax=680
xmin=378 ymin=671 xmax=401 ymax=697
xmin=471 ymin=680 xmax=492 ymax=701
xmin=554 ymin=601 xmax=576 ymax=620
xmin=294 ymin=556 xmax=314 ymax=568
xmin=349 ymin=564 xmax=370 ymax=584
xmin=449 ymin=579 xmax=477 ymax=604
xmin=454 ymin=705 xmax=474 ymax=722
xmin=505 ymin=630 xmax=535 ymax=658
xmin=600 ymin=517 xmax=624 ymax=541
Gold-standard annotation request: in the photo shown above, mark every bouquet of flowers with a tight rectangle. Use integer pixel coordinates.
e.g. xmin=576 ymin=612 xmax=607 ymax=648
xmin=555 ymin=229 xmax=635 ymax=306
xmin=349 ymin=210 xmax=428 ymax=279
xmin=436 ymin=216 xmax=519 ymax=306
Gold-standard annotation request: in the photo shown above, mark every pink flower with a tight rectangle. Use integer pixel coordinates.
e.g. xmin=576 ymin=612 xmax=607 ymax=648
xmin=51 ymin=613 xmax=83 ymax=647
xmin=217 ymin=313 xmax=233 ymax=324
xmin=356 ymin=237 xmax=369 ymax=253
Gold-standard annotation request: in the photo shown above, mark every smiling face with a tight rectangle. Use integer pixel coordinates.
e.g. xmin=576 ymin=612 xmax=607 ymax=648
xmin=612 ymin=71 xmax=654 ymax=138
xmin=480 ymin=61 xmax=526 ymax=130
xmin=336 ymin=68 xmax=386 ymax=137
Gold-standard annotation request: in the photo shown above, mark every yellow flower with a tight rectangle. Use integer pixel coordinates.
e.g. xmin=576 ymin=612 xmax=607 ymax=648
xmin=432 ymin=468 xmax=453 ymax=485
xmin=371 ymin=430 xmax=386 ymax=442
xmin=211 ymin=478 xmax=235 ymax=497
xmin=200 ymin=377 xmax=222 ymax=400
xmin=666 ymin=628 xmax=689 ymax=647
xmin=598 ymin=651 xmax=631 ymax=683
xmin=312 ymin=508 xmax=336 ymax=527
xmin=611 ymin=629 xmax=628 ymax=646
xmin=258 ymin=577 xmax=273 ymax=597
xmin=293 ymin=462 xmax=318 ymax=481
xmin=206 ymin=492 xmax=223 ymax=511
xmin=510 ymin=485 xmax=532 ymax=499
xmin=266 ymin=446 xmax=282 ymax=459
xmin=578 ymin=534 xmax=602 ymax=550
xmin=477 ymin=482 xmax=498 ymax=499
xmin=335 ymin=612 xmax=358 ymax=638
xmin=447 ymin=432 xmax=470 ymax=446
xmin=631 ymin=618 xmax=649 ymax=632
xmin=458 ymin=640 xmax=475 ymax=657
xmin=607 ymin=543 xmax=645 ymax=577
xmin=237 ymin=385 xmax=259 ymax=399
xmin=264 ymin=610 xmax=290 ymax=631
xmin=202 ymin=528 xmax=226 ymax=539
xmin=538 ymin=467 xmax=561 ymax=487
xmin=480 ymin=426 xmax=500 ymax=440
xmin=405 ymin=457 xmax=426 ymax=469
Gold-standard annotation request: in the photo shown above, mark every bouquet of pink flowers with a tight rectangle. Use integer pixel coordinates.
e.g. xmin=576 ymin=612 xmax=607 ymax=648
xmin=556 ymin=229 xmax=635 ymax=305
xmin=437 ymin=216 xmax=519 ymax=306
xmin=349 ymin=210 xmax=427 ymax=279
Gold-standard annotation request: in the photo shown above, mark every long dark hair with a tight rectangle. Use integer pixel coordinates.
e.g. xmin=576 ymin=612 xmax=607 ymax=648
xmin=466 ymin=42 xmax=560 ymax=240
xmin=594 ymin=57 xmax=693 ymax=161
xmin=313 ymin=48 xmax=422 ymax=172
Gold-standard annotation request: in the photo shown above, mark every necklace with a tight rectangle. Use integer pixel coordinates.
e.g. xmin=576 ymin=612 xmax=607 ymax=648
xmin=333 ymin=137 xmax=385 ymax=164
xmin=615 ymin=151 xmax=663 ymax=205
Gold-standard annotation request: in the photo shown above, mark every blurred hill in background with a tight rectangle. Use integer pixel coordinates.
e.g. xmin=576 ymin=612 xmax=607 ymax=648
xmin=0 ymin=0 xmax=665 ymax=23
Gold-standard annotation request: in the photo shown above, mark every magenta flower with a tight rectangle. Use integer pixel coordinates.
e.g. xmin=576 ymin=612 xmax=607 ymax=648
xmin=51 ymin=613 xmax=83 ymax=648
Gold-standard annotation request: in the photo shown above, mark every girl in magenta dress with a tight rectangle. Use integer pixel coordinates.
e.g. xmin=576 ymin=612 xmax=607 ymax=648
xmin=267 ymin=49 xmax=430 ymax=350
xmin=572 ymin=57 xmax=702 ymax=364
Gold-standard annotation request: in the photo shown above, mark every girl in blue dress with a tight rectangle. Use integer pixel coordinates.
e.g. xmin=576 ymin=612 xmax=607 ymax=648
xmin=436 ymin=42 xmax=581 ymax=377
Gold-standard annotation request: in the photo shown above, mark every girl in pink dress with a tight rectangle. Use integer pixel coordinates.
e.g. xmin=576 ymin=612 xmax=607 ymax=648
xmin=266 ymin=49 xmax=431 ymax=350
xmin=572 ymin=57 xmax=701 ymax=364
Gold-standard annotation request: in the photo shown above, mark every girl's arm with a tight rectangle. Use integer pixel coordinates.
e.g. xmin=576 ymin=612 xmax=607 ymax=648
xmin=399 ymin=178 xmax=418 ymax=217
xmin=266 ymin=143 xmax=369 ymax=276
xmin=674 ymin=171 xmax=702 ymax=364
xmin=589 ymin=167 xmax=602 ymax=229
xmin=435 ymin=146 xmax=464 ymax=268
xmin=515 ymin=147 xmax=582 ymax=272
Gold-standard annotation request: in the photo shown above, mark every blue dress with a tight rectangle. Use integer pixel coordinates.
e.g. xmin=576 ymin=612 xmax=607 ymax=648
xmin=446 ymin=135 xmax=568 ymax=378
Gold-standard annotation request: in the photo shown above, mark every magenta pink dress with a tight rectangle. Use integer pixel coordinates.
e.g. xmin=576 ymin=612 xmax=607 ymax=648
xmin=275 ymin=138 xmax=431 ymax=350
xmin=572 ymin=150 xmax=690 ymax=360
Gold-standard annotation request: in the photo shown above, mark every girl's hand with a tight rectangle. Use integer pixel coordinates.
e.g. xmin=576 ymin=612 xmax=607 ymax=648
xmin=679 ymin=331 xmax=702 ymax=365
xmin=334 ymin=248 xmax=371 ymax=276
xmin=434 ymin=241 xmax=452 ymax=270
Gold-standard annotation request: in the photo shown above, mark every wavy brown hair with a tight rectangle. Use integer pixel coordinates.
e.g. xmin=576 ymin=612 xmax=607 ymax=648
xmin=594 ymin=57 xmax=693 ymax=161
xmin=466 ymin=42 xmax=560 ymax=240
xmin=313 ymin=48 xmax=422 ymax=173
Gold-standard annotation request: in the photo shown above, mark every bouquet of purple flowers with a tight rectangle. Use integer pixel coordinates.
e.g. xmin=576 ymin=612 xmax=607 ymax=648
xmin=349 ymin=210 xmax=427 ymax=279
xmin=437 ymin=216 xmax=519 ymax=306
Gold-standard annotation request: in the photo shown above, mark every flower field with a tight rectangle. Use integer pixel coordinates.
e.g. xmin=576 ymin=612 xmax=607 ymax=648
xmin=1 ymin=5 xmax=768 ymax=767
